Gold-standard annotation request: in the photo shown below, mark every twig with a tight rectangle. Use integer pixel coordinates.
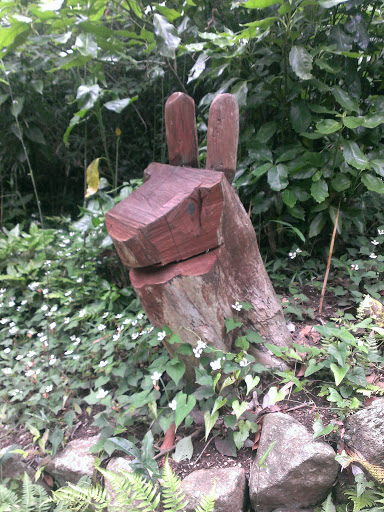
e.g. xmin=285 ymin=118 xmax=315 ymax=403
xmin=153 ymin=428 xmax=203 ymax=460
xmin=193 ymin=432 xmax=219 ymax=466
xmin=319 ymin=202 xmax=340 ymax=314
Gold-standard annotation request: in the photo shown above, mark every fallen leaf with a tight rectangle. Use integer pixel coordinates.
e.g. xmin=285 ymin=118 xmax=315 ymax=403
xmin=296 ymin=364 xmax=306 ymax=377
xmin=366 ymin=374 xmax=377 ymax=384
xmin=43 ymin=473 xmax=54 ymax=487
xmin=364 ymin=396 xmax=381 ymax=407
xmin=252 ymin=429 xmax=261 ymax=451
xmin=269 ymin=404 xmax=281 ymax=412
xmin=160 ymin=422 xmax=175 ymax=450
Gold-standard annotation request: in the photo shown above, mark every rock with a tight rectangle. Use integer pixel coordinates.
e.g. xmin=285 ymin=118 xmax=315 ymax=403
xmin=249 ymin=413 xmax=339 ymax=512
xmin=344 ymin=399 xmax=384 ymax=465
xmin=45 ymin=435 xmax=100 ymax=487
xmin=105 ymin=457 xmax=134 ymax=511
xmin=181 ymin=466 xmax=247 ymax=512
xmin=0 ymin=447 xmax=35 ymax=481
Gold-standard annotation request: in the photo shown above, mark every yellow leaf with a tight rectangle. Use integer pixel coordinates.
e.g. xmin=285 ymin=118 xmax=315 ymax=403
xmin=85 ymin=158 xmax=100 ymax=198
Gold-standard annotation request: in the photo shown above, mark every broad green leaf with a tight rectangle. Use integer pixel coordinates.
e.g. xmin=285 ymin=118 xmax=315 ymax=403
xmin=246 ymin=330 xmax=264 ymax=344
xmin=289 ymin=46 xmax=313 ymax=80
xmin=232 ymin=400 xmax=247 ymax=420
xmin=204 ymin=410 xmax=219 ymax=441
xmin=304 ymin=359 xmax=325 ymax=377
xmin=104 ymin=96 xmax=137 ymax=113
xmin=38 ymin=0 xmax=64 ymax=11
xmin=316 ymin=119 xmax=341 ymax=134
xmin=153 ymin=14 xmax=180 ymax=57
xmin=86 ymin=158 xmax=100 ymax=198
xmin=50 ymin=428 xmax=64 ymax=457
xmin=25 ymin=127 xmax=46 ymax=145
xmin=104 ymin=437 xmax=140 ymax=458
xmin=361 ymin=173 xmax=384 ymax=194
xmin=212 ymin=397 xmax=227 ymax=415
xmin=75 ymin=33 xmax=97 ymax=58
xmin=343 ymin=116 xmax=364 ymax=129
xmin=141 ymin=430 xmax=154 ymax=461
xmin=281 ymin=189 xmax=297 ymax=208
xmin=343 ymin=140 xmax=368 ymax=170
xmin=311 ymin=180 xmax=329 ymax=203
xmin=332 ymin=86 xmax=358 ymax=113
xmin=10 ymin=96 xmax=24 ymax=118
xmin=76 ymin=84 xmax=101 ymax=110
xmin=231 ymin=80 xmax=248 ymax=107
xmin=330 ymin=363 xmax=349 ymax=386
xmin=244 ymin=374 xmax=260 ymax=395
xmin=165 ymin=359 xmax=186 ymax=386
xmin=0 ymin=22 xmax=30 ymax=54
xmin=225 ymin=317 xmax=243 ymax=333
xmin=63 ymin=109 xmax=88 ymax=145
xmin=173 ymin=436 xmax=193 ymax=462
xmin=187 ymin=53 xmax=208 ymax=83
xmin=154 ymin=3 xmax=181 ymax=22
xmin=256 ymin=122 xmax=277 ymax=143
xmin=242 ymin=0 xmax=282 ymax=7
xmin=309 ymin=212 xmax=326 ymax=237
xmin=290 ymin=102 xmax=311 ymax=133
xmin=331 ymin=174 xmax=351 ymax=192
xmin=268 ymin=164 xmax=288 ymax=191
xmin=313 ymin=418 xmax=334 ymax=439
xmin=287 ymin=204 xmax=305 ymax=221
xmin=363 ymin=113 xmax=384 ymax=129
xmin=175 ymin=393 xmax=196 ymax=431
xmin=319 ymin=0 xmax=347 ymax=7
xmin=371 ymin=160 xmax=384 ymax=178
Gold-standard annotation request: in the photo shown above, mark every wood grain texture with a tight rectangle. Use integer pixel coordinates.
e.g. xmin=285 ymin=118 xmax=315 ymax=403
xmin=206 ymin=93 xmax=239 ymax=183
xmin=105 ymin=163 xmax=224 ymax=268
xmin=165 ymin=92 xmax=199 ymax=168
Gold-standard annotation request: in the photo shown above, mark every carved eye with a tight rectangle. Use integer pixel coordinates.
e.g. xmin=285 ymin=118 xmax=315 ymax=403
xmin=187 ymin=202 xmax=196 ymax=215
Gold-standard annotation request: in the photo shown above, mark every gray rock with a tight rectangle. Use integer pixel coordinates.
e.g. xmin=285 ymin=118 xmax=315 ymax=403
xmin=0 ymin=447 xmax=35 ymax=481
xmin=46 ymin=435 xmax=100 ymax=487
xmin=181 ymin=466 xmax=247 ymax=512
xmin=249 ymin=413 xmax=338 ymax=512
xmin=344 ymin=399 xmax=384 ymax=465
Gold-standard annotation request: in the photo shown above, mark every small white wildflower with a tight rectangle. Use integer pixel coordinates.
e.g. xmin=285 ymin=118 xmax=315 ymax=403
xmin=102 ymin=312 xmax=108 ymax=319
xmin=151 ymin=371 xmax=162 ymax=385
xmin=64 ymin=317 xmax=71 ymax=324
xmin=351 ymin=264 xmax=359 ymax=271
xmin=371 ymin=240 xmax=379 ymax=245
xmin=9 ymin=322 xmax=15 ymax=327
xmin=0 ymin=288 xmax=6 ymax=294
xmin=70 ymin=335 xmax=76 ymax=341
xmin=73 ymin=355 xmax=80 ymax=360
xmin=16 ymin=306 xmax=21 ymax=312
xmin=45 ymin=385 xmax=53 ymax=393
xmin=49 ymin=358 xmax=57 ymax=365
xmin=64 ymin=349 xmax=73 ymax=355
xmin=370 ymin=253 xmax=378 ymax=259
xmin=296 ymin=248 xmax=302 ymax=253
xmin=0 ymin=318 xmax=10 ymax=324
xmin=239 ymin=357 xmax=250 ymax=367
xmin=288 ymin=252 xmax=297 ymax=260
xmin=3 ymin=347 xmax=11 ymax=354
xmin=96 ymin=388 xmax=109 ymax=399
xmin=232 ymin=301 xmax=243 ymax=312
xmin=42 ymin=289 xmax=48 ymax=295
xmin=25 ymin=369 xmax=34 ymax=377
xmin=8 ymin=300 xmax=15 ymax=307
xmin=98 ymin=324 xmax=106 ymax=331
xmin=147 ymin=326 xmax=154 ymax=333
xmin=113 ymin=333 xmax=120 ymax=341
xmin=378 ymin=229 xmax=384 ymax=235
xmin=98 ymin=360 xmax=108 ymax=367
xmin=169 ymin=399 xmax=177 ymax=411
xmin=77 ymin=277 xmax=83 ymax=283
xmin=10 ymin=389 xmax=21 ymax=396
xmin=49 ymin=322 xmax=56 ymax=330
xmin=9 ymin=326 xmax=18 ymax=335
xmin=79 ymin=309 xmax=86 ymax=318
xmin=115 ymin=314 xmax=123 ymax=319
xmin=137 ymin=313 xmax=144 ymax=320
xmin=50 ymin=305 xmax=58 ymax=312
xmin=16 ymin=354 xmax=23 ymax=360
xmin=123 ymin=319 xmax=131 ymax=325
xmin=35 ymin=369 xmax=41 ymax=375
xmin=28 ymin=282 xmax=39 ymax=291
xmin=132 ymin=332 xmax=139 ymax=340
xmin=27 ymin=351 xmax=36 ymax=358
xmin=21 ymin=300 xmax=27 ymax=305
xmin=132 ymin=319 xmax=138 ymax=326
xmin=73 ymin=337 xmax=81 ymax=346
xmin=157 ymin=330 xmax=167 ymax=341
xmin=3 ymin=367 xmax=12 ymax=375
xmin=210 ymin=358 xmax=222 ymax=371
xmin=64 ymin=291 xmax=72 ymax=296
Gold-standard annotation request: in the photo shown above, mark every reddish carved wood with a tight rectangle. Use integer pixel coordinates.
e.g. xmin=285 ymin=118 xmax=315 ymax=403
xmin=206 ymin=93 xmax=239 ymax=183
xmin=165 ymin=92 xmax=199 ymax=168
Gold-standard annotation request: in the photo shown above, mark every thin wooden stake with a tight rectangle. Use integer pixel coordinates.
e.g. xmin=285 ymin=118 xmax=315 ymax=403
xmin=319 ymin=203 xmax=340 ymax=314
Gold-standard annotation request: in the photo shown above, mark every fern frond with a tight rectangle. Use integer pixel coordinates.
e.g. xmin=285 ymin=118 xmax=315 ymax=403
xmin=52 ymin=482 xmax=108 ymax=512
xmin=195 ymin=481 xmax=216 ymax=512
xmin=343 ymin=487 xmax=377 ymax=512
xmin=346 ymin=448 xmax=384 ymax=484
xmin=0 ymin=483 xmax=20 ymax=508
xmin=161 ymin=456 xmax=188 ymax=512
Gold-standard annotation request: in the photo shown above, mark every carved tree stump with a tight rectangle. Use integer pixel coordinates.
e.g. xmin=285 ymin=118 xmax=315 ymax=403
xmin=105 ymin=92 xmax=291 ymax=370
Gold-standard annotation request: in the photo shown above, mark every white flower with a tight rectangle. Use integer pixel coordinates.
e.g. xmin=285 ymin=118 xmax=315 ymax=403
xmin=36 ymin=369 xmax=41 ymax=375
xmin=102 ymin=312 xmax=108 ymax=319
xmin=64 ymin=317 xmax=71 ymax=324
xmin=147 ymin=326 xmax=154 ymax=333
xmin=98 ymin=360 xmax=108 ymax=367
xmin=210 ymin=358 xmax=222 ymax=371
xmin=0 ymin=288 xmax=6 ymax=294
xmin=296 ymin=248 xmax=302 ymax=253
xmin=193 ymin=339 xmax=207 ymax=358
xmin=115 ymin=314 xmax=123 ymax=319
xmin=137 ymin=313 xmax=144 ymax=320
xmin=9 ymin=326 xmax=18 ymax=335
xmin=123 ymin=319 xmax=131 ymax=325
xmin=50 ymin=305 xmax=58 ymax=312
xmin=3 ymin=367 xmax=12 ymax=375
xmin=79 ymin=309 xmax=86 ymax=318
xmin=3 ymin=347 xmax=11 ymax=354
xmin=132 ymin=319 xmax=138 ymax=326
xmin=77 ymin=277 xmax=83 ymax=283
xmin=42 ymin=289 xmax=48 ymax=295
xmin=25 ymin=369 xmax=34 ymax=377
xmin=157 ymin=330 xmax=167 ymax=341
xmin=371 ymin=240 xmax=379 ymax=245
xmin=132 ymin=332 xmax=139 ymax=340
xmin=64 ymin=291 xmax=72 ymax=296
xmin=8 ymin=301 xmax=15 ymax=307
xmin=73 ymin=355 xmax=80 ymax=360
xmin=9 ymin=322 xmax=15 ymax=327
xmin=45 ymin=385 xmax=53 ymax=393
xmin=10 ymin=389 xmax=21 ymax=396
xmin=16 ymin=354 xmax=23 ymax=360
xmin=169 ymin=399 xmax=177 ymax=411
xmin=239 ymin=357 xmax=250 ymax=367
xmin=73 ymin=338 xmax=81 ymax=346
xmin=21 ymin=300 xmax=27 ymax=306
xmin=49 ymin=322 xmax=56 ymax=330
xmin=378 ymin=229 xmax=384 ymax=235
xmin=27 ymin=351 xmax=36 ymax=358
xmin=0 ymin=318 xmax=9 ymax=324
xmin=351 ymin=264 xmax=359 ymax=271
xmin=288 ymin=252 xmax=297 ymax=260
xmin=49 ymin=358 xmax=57 ymax=365
xmin=113 ymin=333 xmax=120 ymax=341
xmin=151 ymin=371 xmax=162 ymax=385
xmin=96 ymin=388 xmax=109 ymax=399
xmin=28 ymin=282 xmax=39 ymax=291
xmin=369 ymin=253 xmax=378 ymax=259
xmin=232 ymin=301 xmax=243 ymax=312
xmin=98 ymin=324 xmax=106 ymax=331
xmin=64 ymin=349 xmax=73 ymax=355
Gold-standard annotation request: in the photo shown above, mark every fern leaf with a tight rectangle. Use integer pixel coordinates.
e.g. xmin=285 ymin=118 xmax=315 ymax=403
xmin=161 ymin=456 xmax=188 ymax=512
xmin=346 ymin=449 xmax=384 ymax=484
xmin=195 ymin=481 xmax=216 ymax=512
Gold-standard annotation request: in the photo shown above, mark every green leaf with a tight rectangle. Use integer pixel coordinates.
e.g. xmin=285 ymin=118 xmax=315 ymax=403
xmin=362 ymin=113 xmax=384 ymax=129
xmin=10 ymin=96 xmax=24 ymax=118
xmin=212 ymin=397 xmax=227 ymax=415
xmin=259 ymin=440 xmax=277 ymax=465
xmin=173 ymin=435 xmax=193 ymax=462
xmin=225 ymin=317 xmax=243 ymax=333
xmin=76 ymin=84 xmax=101 ymax=110
xmin=343 ymin=116 xmax=364 ymax=129
xmin=311 ymin=180 xmax=329 ymax=203
xmin=371 ymin=160 xmax=384 ymax=178
xmin=316 ymin=119 xmax=341 ymax=134
xmin=154 ymin=3 xmax=181 ymax=22
xmin=313 ymin=418 xmax=334 ymax=439
xmin=75 ymin=33 xmax=97 ymax=58
xmin=0 ymin=22 xmax=30 ymax=55
xmin=331 ymin=174 xmax=351 ymax=192
xmin=232 ymin=400 xmax=247 ymax=420
xmin=141 ymin=430 xmax=154 ymax=461
xmin=332 ymin=86 xmax=359 ymax=113
xmin=318 ymin=0 xmax=348 ymax=7
xmin=86 ymin=158 xmax=100 ymax=198
xmin=165 ymin=359 xmax=186 ymax=386
xmin=289 ymin=46 xmax=313 ymax=80
xmin=104 ymin=96 xmax=138 ymax=113
xmin=256 ymin=122 xmax=277 ymax=144
xmin=304 ymin=359 xmax=325 ymax=377
xmin=268 ymin=164 xmax=288 ymax=191
xmin=246 ymin=330 xmax=264 ymax=344
xmin=244 ymin=375 xmax=260 ymax=395
xmin=281 ymin=188 xmax=297 ymax=208
xmin=49 ymin=428 xmax=64 ymax=457
xmin=204 ymin=410 xmax=219 ymax=441
xmin=241 ymin=0 xmax=282 ymax=7
xmin=104 ymin=437 xmax=140 ymax=458
xmin=290 ymin=102 xmax=311 ymax=133
xmin=309 ymin=212 xmax=326 ymax=237
xmin=361 ymin=173 xmax=384 ymax=194
xmin=153 ymin=14 xmax=180 ymax=57
xmin=330 ymin=363 xmax=350 ymax=386
xmin=175 ymin=393 xmax=196 ymax=431
xmin=342 ymin=140 xmax=368 ymax=170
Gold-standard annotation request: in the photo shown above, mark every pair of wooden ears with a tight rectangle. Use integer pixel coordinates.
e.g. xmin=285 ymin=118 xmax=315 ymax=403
xmin=164 ymin=92 xmax=239 ymax=183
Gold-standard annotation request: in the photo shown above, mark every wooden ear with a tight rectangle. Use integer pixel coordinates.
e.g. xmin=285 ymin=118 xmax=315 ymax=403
xmin=165 ymin=92 xmax=199 ymax=168
xmin=206 ymin=93 xmax=239 ymax=183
